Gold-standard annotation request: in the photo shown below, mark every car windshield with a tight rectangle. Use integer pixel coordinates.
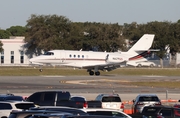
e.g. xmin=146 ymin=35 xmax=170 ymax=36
xmin=139 ymin=96 xmax=159 ymax=102
xmin=71 ymin=97 xmax=85 ymax=102
xmin=102 ymin=97 xmax=121 ymax=102
xmin=15 ymin=103 xmax=35 ymax=110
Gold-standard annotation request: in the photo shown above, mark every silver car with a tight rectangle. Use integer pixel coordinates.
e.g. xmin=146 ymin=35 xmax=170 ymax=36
xmin=132 ymin=94 xmax=161 ymax=114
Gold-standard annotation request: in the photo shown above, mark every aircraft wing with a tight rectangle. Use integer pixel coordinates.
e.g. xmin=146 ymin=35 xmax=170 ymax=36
xmin=63 ymin=62 xmax=125 ymax=71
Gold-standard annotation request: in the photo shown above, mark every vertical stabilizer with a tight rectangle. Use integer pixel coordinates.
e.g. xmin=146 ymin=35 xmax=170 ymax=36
xmin=128 ymin=34 xmax=155 ymax=52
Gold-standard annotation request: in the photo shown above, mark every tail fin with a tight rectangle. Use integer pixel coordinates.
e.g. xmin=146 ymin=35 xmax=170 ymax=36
xmin=127 ymin=34 xmax=155 ymax=52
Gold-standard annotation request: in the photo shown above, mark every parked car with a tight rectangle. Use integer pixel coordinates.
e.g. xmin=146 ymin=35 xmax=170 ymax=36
xmin=26 ymin=91 xmax=87 ymax=108
xmin=173 ymin=104 xmax=180 ymax=108
xmin=131 ymin=105 xmax=180 ymax=118
xmin=28 ymin=112 xmax=74 ymax=118
xmin=127 ymin=61 xmax=156 ymax=67
xmin=30 ymin=106 xmax=88 ymax=115
xmin=29 ymin=113 xmax=122 ymax=118
xmin=71 ymin=96 xmax=86 ymax=102
xmin=0 ymin=94 xmax=24 ymax=101
xmin=95 ymin=93 xmax=124 ymax=111
xmin=0 ymin=101 xmax=35 ymax=118
xmin=9 ymin=110 xmax=60 ymax=118
xmin=132 ymin=94 xmax=161 ymax=114
xmin=80 ymin=108 xmax=132 ymax=118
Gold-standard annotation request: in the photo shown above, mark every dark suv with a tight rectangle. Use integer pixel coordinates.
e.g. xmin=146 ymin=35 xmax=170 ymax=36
xmin=132 ymin=94 xmax=161 ymax=114
xmin=26 ymin=91 xmax=71 ymax=106
xmin=0 ymin=94 xmax=24 ymax=101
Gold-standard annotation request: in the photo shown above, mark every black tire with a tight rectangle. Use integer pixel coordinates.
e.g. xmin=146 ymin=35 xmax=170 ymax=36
xmin=95 ymin=71 xmax=100 ymax=76
xmin=137 ymin=64 xmax=142 ymax=67
xmin=39 ymin=69 xmax=43 ymax=72
xmin=150 ymin=64 xmax=154 ymax=67
xmin=89 ymin=71 xmax=94 ymax=76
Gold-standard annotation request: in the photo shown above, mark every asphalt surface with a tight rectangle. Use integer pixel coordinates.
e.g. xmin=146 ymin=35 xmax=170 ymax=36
xmin=0 ymin=75 xmax=180 ymax=101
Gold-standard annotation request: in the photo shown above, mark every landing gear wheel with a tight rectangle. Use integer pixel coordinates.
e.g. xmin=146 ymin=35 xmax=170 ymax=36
xmin=39 ymin=69 xmax=43 ymax=72
xmin=137 ymin=64 xmax=142 ymax=67
xmin=95 ymin=71 xmax=100 ymax=76
xmin=89 ymin=71 xmax=94 ymax=76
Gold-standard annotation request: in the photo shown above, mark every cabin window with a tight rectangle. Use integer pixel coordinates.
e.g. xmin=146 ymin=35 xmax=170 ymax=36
xmin=82 ymin=55 xmax=84 ymax=58
xmin=69 ymin=54 xmax=72 ymax=58
xmin=44 ymin=52 xmax=54 ymax=55
xmin=78 ymin=55 xmax=80 ymax=58
xmin=74 ymin=55 xmax=76 ymax=58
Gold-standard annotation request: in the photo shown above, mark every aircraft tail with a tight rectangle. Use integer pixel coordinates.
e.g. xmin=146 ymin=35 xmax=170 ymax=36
xmin=127 ymin=34 xmax=155 ymax=53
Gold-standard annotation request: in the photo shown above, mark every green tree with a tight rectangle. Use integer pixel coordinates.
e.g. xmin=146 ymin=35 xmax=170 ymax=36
xmin=0 ymin=41 xmax=3 ymax=52
xmin=0 ymin=29 xmax=11 ymax=39
xmin=6 ymin=26 xmax=27 ymax=36
xmin=24 ymin=14 xmax=72 ymax=55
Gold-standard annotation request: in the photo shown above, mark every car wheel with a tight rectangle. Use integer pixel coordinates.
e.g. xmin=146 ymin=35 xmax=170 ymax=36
xmin=150 ymin=64 xmax=154 ymax=67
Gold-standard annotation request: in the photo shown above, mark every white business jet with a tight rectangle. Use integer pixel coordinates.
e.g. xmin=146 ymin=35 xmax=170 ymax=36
xmin=29 ymin=34 xmax=155 ymax=76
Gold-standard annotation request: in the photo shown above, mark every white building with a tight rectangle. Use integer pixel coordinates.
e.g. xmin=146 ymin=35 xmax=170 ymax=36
xmin=0 ymin=36 xmax=30 ymax=66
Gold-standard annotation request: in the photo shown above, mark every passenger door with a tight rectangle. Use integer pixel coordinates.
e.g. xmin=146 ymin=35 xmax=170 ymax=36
xmin=40 ymin=92 xmax=56 ymax=106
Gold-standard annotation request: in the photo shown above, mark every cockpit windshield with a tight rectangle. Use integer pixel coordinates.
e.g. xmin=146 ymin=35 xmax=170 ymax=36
xmin=43 ymin=52 xmax=54 ymax=55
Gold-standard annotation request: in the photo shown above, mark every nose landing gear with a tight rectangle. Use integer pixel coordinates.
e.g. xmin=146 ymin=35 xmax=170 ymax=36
xmin=39 ymin=69 xmax=43 ymax=72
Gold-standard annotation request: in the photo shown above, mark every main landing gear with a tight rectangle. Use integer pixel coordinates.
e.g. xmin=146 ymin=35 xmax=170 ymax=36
xmin=39 ymin=65 xmax=43 ymax=72
xmin=39 ymin=69 xmax=43 ymax=72
xmin=88 ymin=70 xmax=100 ymax=76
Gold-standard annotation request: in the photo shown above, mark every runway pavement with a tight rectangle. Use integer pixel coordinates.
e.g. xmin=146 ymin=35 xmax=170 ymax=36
xmin=0 ymin=75 xmax=180 ymax=101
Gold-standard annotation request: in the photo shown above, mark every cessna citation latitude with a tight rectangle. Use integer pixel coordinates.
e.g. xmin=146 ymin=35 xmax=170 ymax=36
xmin=29 ymin=34 xmax=155 ymax=76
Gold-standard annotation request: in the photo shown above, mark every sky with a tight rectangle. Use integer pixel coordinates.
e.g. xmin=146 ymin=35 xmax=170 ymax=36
xmin=0 ymin=0 xmax=180 ymax=30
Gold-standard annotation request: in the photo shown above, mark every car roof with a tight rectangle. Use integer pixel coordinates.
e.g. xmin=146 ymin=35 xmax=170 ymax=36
xmin=71 ymin=96 xmax=86 ymax=98
xmin=137 ymin=94 xmax=158 ymax=97
xmin=32 ymin=91 xmax=70 ymax=93
xmin=98 ymin=94 xmax=119 ymax=97
xmin=0 ymin=95 xmax=23 ymax=101
xmin=0 ymin=101 xmax=34 ymax=104
xmin=80 ymin=108 xmax=124 ymax=112
xmin=28 ymin=112 xmax=73 ymax=117
xmin=31 ymin=106 xmax=76 ymax=109
xmin=0 ymin=93 xmax=14 ymax=96
xmin=10 ymin=110 xmax=59 ymax=114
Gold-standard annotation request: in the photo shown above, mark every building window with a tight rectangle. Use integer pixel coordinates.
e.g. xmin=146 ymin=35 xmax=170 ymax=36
xmin=1 ymin=51 xmax=4 ymax=55
xmin=20 ymin=51 xmax=24 ymax=63
xmin=11 ymin=51 xmax=14 ymax=55
xmin=20 ymin=56 xmax=24 ymax=63
xmin=11 ymin=56 xmax=14 ymax=63
xmin=1 ymin=56 xmax=4 ymax=64
xmin=10 ymin=51 xmax=14 ymax=64
xmin=1 ymin=51 xmax=4 ymax=64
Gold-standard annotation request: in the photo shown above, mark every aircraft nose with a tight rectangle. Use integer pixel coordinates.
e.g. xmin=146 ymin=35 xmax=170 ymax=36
xmin=29 ymin=57 xmax=36 ymax=63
